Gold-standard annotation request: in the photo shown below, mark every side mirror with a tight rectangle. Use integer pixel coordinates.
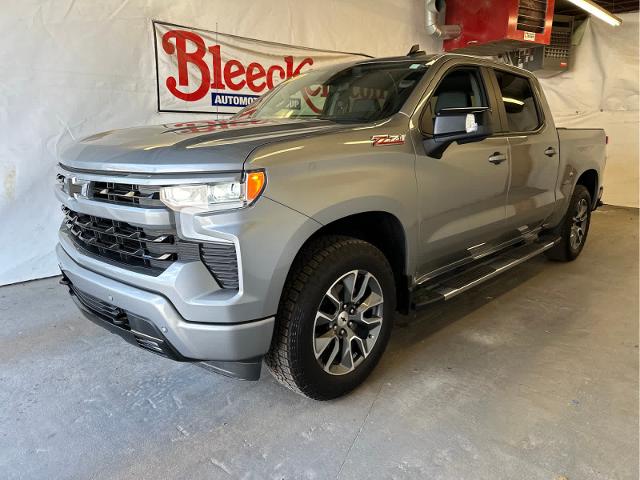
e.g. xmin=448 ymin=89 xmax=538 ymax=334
xmin=423 ymin=106 xmax=493 ymax=159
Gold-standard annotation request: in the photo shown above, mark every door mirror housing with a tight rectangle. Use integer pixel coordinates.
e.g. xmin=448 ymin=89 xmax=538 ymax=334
xmin=423 ymin=106 xmax=493 ymax=159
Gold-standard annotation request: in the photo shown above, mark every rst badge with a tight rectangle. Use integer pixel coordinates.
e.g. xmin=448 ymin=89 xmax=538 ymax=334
xmin=371 ymin=134 xmax=406 ymax=147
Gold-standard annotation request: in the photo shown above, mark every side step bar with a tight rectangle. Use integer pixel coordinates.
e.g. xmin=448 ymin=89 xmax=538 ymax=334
xmin=411 ymin=237 xmax=560 ymax=309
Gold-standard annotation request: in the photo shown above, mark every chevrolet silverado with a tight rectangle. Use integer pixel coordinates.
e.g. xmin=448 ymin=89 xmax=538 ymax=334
xmin=55 ymin=53 xmax=606 ymax=399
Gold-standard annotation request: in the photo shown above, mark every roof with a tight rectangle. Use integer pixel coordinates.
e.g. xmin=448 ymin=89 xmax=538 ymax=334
xmin=326 ymin=52 xmax=534 ymax=79
xmin=354 ymin=52 xmax=524 ymax=71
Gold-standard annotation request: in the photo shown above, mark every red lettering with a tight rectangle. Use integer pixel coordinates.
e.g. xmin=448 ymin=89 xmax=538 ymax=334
xmin=302 ymin=85 xmax=329 ymax=114
xmin=235 ymin=107 xmax=258 ymax=119
xmin=266 ymin=65 xmax=286 ymax=89
xmin=162 ymin=30 xmax=210 ymax=102
xmin=285 ymin=56 xmax=314 ymax=78
xmin=208 ymin=45 xmax=225 ymax=90
xmin=304 ymin=85 xmax=329 ymax=97
xmin=171 ymin=121 xmax=218 ymax=134
xmin=294 ymin=57 xmax=314 ymax=76
xmin=224 ymin=60 xmax=246 ymax=90
xmin=162 ymin=33 xmax=318 ymax=103
xmin=169 ymin=119 xmax=267 ymax=134
xmin=246 ymin=62 xmax=267 ymax=93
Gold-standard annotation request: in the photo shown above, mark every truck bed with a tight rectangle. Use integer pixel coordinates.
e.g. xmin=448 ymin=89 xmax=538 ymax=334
xmin=557 ymin=127 xmax=607 ymax=205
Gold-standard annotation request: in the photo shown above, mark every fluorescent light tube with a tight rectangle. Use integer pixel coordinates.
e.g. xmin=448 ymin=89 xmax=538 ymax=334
xmin=503 ymin=97 xmax=525 ymax=106
xmin=566 ymin=0 xmax=623 ymax=26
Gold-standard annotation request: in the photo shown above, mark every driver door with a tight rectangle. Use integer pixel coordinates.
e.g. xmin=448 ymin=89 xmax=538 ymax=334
xmin=413 ymin=65 xmax=511 ymax=277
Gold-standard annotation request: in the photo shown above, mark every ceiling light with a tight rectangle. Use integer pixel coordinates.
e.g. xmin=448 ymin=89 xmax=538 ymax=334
xmin=565 ymin=0 xmax=622 ymax=26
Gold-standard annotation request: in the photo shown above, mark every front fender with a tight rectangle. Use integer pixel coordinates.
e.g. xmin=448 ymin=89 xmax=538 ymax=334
xmin=246 ymin=117 xmax=420 ymax=279
xmin=184 ymin=196 xmax=323 ymax=321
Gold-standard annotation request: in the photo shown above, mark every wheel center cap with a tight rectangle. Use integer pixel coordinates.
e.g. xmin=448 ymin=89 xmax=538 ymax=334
xmin=338 ymin=312 xmax=348 ymax=325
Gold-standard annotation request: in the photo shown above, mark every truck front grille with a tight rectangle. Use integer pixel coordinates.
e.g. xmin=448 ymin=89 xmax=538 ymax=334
xmin=56 ymin=171 xmax=164 ymax=208
xmin=91 ymin=182 xmax=164 ymax=208
xmin=62 ymin=206 xmax=199 ymax=275
xmin=62 ymin=207 xmax=240 ymax=288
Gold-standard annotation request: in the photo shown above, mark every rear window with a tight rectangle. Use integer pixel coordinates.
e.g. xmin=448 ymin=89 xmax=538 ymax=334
xmin=494 ymin=70 xmax=541 ymax=132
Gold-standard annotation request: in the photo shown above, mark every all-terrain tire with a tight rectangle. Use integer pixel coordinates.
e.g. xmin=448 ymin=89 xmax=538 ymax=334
xmin=545 ymin=184 xmax=592 ymax=262
xmin=264 ymin=235 xmax=395 ymax=400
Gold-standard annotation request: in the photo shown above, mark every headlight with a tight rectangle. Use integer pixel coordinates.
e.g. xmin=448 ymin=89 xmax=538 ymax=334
xmin=160 ymin=171 xmax=266 ymax=212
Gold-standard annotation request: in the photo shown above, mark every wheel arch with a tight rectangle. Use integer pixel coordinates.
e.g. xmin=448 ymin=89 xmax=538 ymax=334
xmin=285 ymin=211 xmax=412 ymax=314
xmin=575 ymin=168 xmax=599 ymax=208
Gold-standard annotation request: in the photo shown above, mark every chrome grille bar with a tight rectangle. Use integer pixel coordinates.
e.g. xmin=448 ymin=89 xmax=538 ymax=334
xmin=91 ymin=182 xmax=164 ymax=208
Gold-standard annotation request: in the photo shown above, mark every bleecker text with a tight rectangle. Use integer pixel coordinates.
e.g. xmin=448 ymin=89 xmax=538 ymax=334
xmin=162 ymin=30 xmax=314 ymax=102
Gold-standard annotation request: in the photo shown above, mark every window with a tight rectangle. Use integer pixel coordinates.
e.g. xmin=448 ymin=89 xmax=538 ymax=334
xmin=235 ymin=61 xmax=429 ymax=124
xmin=494 ymin=70 xmax=541 ymax=132
xmin=421 ymin=68 xmax=488 ymax=135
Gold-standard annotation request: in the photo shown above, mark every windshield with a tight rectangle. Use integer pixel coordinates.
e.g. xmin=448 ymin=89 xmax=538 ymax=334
xmin=233 ymin=61 xmax=430 ymax=123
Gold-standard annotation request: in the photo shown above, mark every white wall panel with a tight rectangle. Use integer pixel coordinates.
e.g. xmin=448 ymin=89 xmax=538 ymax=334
xmin=0 ymin=0 xmax=438 ymax=285
xmin=539 ymin=13 xmax=639 ymax=208
xmin=0 ymin=1 xmax=636 ymax=286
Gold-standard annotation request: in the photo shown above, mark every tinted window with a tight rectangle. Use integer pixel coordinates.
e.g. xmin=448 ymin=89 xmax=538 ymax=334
xmin=494 ymin=70 xmax=541 ymax=132
xmin=422 ymin=68 xmax=487 ymax=135
xmin=234 ymin=62 xmax=429 ymax=124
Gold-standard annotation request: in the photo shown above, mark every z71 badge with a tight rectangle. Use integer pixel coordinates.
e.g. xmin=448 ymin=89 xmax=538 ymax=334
xmin=371 ymin=134 xmax=406 ymax=146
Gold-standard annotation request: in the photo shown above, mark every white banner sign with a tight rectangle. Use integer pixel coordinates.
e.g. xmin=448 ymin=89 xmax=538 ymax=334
xmin=153 ymin=21 xmax=368 ymax=114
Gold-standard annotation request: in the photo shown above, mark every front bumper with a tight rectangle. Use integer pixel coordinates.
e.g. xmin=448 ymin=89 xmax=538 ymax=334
xmin=57 ymin=244 xmax=274 ymax=379
xmin=54 ymin=165 xmax=322 ymax=379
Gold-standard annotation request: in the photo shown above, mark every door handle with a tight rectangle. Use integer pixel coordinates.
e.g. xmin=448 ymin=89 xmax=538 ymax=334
xmin=544 ymin=147 xmax=557 ymax=157
xmin=488 ymin=152 xmax=507 ymax=165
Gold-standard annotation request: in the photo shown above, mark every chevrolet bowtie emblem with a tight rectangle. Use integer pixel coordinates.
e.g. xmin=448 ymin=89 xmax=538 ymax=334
xmin=64 ymin=176 xmax=90 ymax=198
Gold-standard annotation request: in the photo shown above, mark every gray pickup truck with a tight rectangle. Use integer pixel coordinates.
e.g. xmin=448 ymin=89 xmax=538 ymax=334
xmin=55 ymin=53 xmax=606 ymax=399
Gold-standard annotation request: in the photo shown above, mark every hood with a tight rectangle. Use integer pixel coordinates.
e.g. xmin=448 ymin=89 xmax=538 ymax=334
xmin=59 ymin=118 xmax=351 ymax=174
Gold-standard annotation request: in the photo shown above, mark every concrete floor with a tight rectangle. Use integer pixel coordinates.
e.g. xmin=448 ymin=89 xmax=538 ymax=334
xmin=1 ymin=206 xmax=638 ymax=480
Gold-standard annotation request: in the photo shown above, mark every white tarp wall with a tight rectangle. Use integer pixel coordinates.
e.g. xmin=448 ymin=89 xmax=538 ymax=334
xmin=539 ymin=13 xmax=639 ymax=208
xmin=0 ymin=2 xmax=638 ymax=286
xmin=0 ymin=0 xmax=438 ymax=286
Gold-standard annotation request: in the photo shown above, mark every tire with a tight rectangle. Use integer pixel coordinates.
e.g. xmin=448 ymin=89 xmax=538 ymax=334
xmin=545 ymin=184 xmax=592 ymax=262
xmin=265 ymin=235 xmax=396 ymax=400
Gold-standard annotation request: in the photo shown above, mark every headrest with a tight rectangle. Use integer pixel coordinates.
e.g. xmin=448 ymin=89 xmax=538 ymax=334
xmin=351 ymin=98 xmax=379 ymax=114
xmin=435 ymin=91 xmax=468 ymax=111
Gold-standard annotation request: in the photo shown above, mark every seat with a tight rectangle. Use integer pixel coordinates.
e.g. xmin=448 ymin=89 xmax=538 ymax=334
xmin=435 ymin=91 xmax=469 ymax=111
xmin=350 ymin=98 xmax=379 ymax=115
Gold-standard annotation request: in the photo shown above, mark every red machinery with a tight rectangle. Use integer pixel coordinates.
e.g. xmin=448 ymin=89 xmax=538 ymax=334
xmin=443 ymin=0 xmax=556 ymax=55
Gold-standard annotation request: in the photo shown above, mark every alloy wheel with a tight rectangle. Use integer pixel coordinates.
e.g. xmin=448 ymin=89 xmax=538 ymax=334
xmin=312 ymin=270 xmax=384 ymax=375
xmin=570 ymin=198 xmax=589 ymax=250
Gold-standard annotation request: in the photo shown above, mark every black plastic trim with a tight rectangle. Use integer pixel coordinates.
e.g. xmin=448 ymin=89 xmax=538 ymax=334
xmin=200 ymin=241 xmax=240 ymax=289
xmin=62 ymin=274 xmax=263 ymax=380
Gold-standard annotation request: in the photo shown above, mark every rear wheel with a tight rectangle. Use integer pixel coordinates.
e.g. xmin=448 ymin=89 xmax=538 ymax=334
xmin=546 ymin=184 xmax=592 ymax=261
xmin=265 ymin=236 xmax=395 ymax=400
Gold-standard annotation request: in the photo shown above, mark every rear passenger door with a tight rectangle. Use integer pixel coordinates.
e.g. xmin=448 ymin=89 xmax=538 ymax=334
xmin=490 ymin=68 xmax=560 ymax=234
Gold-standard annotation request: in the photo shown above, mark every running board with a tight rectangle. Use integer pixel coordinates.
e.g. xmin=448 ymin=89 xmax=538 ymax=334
xmin=411 ymin=237 xmax=560 ymax=309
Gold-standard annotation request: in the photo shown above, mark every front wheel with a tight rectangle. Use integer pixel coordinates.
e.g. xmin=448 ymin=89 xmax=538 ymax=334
xmin=265 ymin=236 xmax=395 ymax=400
xmin=546 ymin=184 xmax=592 ymax=262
